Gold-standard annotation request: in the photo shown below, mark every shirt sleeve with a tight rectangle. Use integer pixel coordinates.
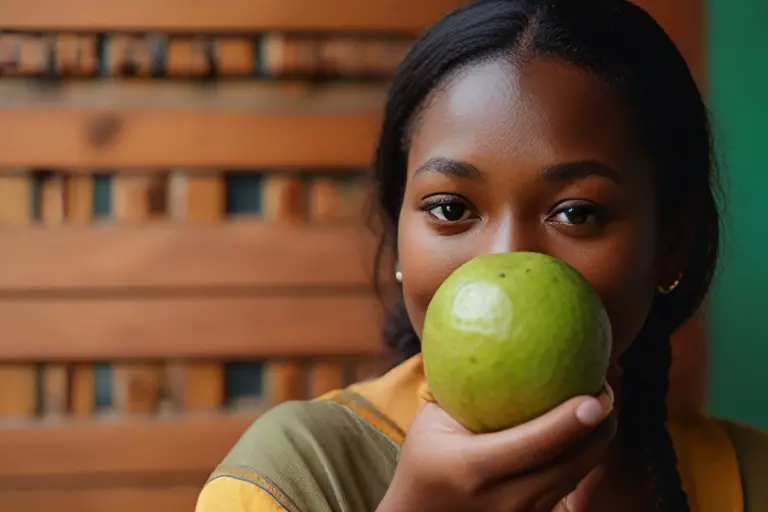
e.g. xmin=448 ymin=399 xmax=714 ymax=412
xmin=194 ymin=398 xmax=399 ymax=512
xmin=721 ymin=419 xmax=768 ymax=511
xmin=196 ymin=476 xmax=288 ymax=512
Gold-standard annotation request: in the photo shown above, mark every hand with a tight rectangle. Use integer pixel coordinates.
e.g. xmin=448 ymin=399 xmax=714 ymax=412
xmin=377 ymin=385 xmax=616 ymax=512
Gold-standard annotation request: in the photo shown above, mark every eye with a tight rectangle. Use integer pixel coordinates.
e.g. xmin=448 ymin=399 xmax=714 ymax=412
xmin=422 ymin=195 xmax=476 ymax=223
xmin=548 ymin=203 xmax=601 ymax=226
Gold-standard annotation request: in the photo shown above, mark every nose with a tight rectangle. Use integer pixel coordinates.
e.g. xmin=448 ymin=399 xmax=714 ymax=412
xmin=486 ymin=215 xmax=537 ymax=255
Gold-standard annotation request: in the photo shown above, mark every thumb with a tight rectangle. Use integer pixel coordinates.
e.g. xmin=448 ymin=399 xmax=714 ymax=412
xmin=415 ymin=401 xmax=473 ymax=435
xmin=416 ymin=382 xmax=473 ymax=434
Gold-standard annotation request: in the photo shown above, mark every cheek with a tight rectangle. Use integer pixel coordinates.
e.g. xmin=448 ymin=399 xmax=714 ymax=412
xmin=397 ymin=210 xmax=471 ymax=339
xmin=572 ymin=234 xmax=658 ymax=361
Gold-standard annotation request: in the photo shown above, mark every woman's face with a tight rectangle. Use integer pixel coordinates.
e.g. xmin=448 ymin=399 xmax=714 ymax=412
xmin=397 ymin=58 xmax=667 ymax=362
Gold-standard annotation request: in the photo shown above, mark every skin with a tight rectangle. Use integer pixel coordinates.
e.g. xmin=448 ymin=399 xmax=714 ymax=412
xmin=379 ymin=57 xmax=682 ymax=511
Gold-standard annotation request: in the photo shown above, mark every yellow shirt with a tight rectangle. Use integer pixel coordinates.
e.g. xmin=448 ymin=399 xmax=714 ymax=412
xmin=197 ymin=355 xmax=766 ymax=511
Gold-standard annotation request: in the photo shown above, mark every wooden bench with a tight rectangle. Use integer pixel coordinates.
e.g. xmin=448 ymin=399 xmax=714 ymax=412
xmin=0 ymin=1 xmax=706 ymax=510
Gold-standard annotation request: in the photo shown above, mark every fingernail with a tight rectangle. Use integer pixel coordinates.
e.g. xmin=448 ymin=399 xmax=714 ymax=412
xmin=602 ymin=383 xmax=615 ymax=408
xmin=576 ymin=398 xmax=605 ymax=427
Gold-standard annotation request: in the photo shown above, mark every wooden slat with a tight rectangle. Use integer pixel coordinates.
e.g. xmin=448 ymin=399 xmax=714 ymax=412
xmin=264 ymin=362 xmax=304 ymax=404
xmin=0 ymin=110 xmax=381 ymax=168
xmin=0 ymin=81 xmax=388 ymax=110
xmin=0 ymin=487 xmax=201 ymax=512
xmin=167 ymin=39 xmax=208 ymax=77
xmin=112 ymin=363 xmax=163 ymax=415
xmin=0 ymin=174 xmax=36 ymax=418
xmin=0 ymin=221 xmax=377 ymax=291
xmin=0 ymin=295 xmax=384 ymax=361
xmin=65 ymin=173 xmax=96 ymax=415
xmin=0 ymin=172 xmax=32 ymax=225
xmin=217 ymin=38 xmax=256 ymax=75
xmin=353 ymin=359 xmax=385 ymax=383
xmin=39 ymin=175 xmax=70 ymax=417
xmin=166 ymin=172 xmax=226 ymax=412
xmin=308 ymin=178 xmax=346 ymax=397
xmin=41 ymin=364 xmax=68 ymax=416
xmin=166 ymin=363 xmax=224 ymax=412
xmin=0 ymin=365 xmax=37 ymax=418
xmin=70 ymin=364 xmax=96 ymax=416
xmin=0 ymin=0 xmax=464 ymax=33
xmin=309 ymin=362 xmax=345 ymax=398
xmin=0 ymin=414 xmax=257 ymax=478
xmin=66 ymin=174 xmax=95 ymax=224
xmin=111 ymin=175 xmax=163 ymax=414
xmin=264 ymin=174 xmax=307 ymax=404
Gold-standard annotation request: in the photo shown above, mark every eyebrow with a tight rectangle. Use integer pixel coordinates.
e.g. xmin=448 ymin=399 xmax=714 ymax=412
xmin=538 ymin=160 xmax=623 ymax=184
xmin=411 ymin=156 xmax=623 ymax=184
xmin=412 ymin=157 xmax=483 ymax=181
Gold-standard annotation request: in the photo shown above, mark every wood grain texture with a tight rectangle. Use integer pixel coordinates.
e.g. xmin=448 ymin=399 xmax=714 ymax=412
xmin=39 ymin=175 xmax=70 ymax=416
xmin=0 ymin=174 xmax=37 ymax=418
xmin=263 ymin=174 xmax=308 ymax=405
xmin=307 ymin=178 xmax=347 ymax=397
xmin=166 ymin=172 xmax=226 ymax=412
xmin=111 ymin=175 xmax=163 ymax=414
xmin=0 ymin=295 xmax=384 ymax=361
xmin=69 ymin=364 xmax=96 ymax=416
xmin=0 ymin=109 xmax=381 ymax=169
xmin=0 ymin=0 xmax=464 ymax=32
xmin=65 ymin=174 xmax=96 ymax=415
xmin=0 ymin=487 xmax=201 ymax=512
xmin=0 ymin=221 xmax=378 ymax=290
xmin=0 ymin=414 xmax=258 ymax=477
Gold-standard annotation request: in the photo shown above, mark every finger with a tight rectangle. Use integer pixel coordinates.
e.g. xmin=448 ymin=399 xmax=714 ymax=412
xmin=487 ymin=413 xmax=616 ymax=511
xmin=528 ymin=412 xmax=616 ymax=508
xmin=463 ymin=384 xmax=614 ymax=478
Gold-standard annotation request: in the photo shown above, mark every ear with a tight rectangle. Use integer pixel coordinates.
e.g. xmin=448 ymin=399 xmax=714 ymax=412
xmin=656 ymin=210 xmax=694 ymax=289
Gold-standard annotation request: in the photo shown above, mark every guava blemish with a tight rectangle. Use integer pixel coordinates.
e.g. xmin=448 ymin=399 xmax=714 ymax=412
xmin=499 ymin=273 xmax=506 ymax=278
xmin=526 ymin=268 xmax=531 ymax=273
xmin=469 ymin=356 xmax=478 ymax=364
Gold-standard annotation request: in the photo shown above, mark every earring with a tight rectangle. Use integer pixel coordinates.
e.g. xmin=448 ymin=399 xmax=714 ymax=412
xmin=395 ymin=263 xmax=403 ymax=283
xmin=657 ymin=273 xmax=682 ymax=295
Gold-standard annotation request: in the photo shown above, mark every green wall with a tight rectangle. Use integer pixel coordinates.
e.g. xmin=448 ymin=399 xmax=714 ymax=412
xmin=707 ymin=0 xmax=768 ymax=429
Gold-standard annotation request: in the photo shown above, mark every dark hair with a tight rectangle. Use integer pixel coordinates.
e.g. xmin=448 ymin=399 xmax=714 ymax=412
xmin=370 ymin=0 xmax=720 ymax=510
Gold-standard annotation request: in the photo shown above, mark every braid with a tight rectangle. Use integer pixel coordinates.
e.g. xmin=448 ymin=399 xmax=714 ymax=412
xmin=619 ymin=310 xmax=690 ymax=511
xmin=382 ymin=294 xmax=421 ymax=365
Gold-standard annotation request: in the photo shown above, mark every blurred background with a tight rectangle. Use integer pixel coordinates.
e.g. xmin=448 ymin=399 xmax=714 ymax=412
xmin=0 ymin=0 xmax=764 ymax=510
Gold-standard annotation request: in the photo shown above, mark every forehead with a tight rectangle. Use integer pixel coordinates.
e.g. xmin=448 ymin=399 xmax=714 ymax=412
xmin=407 ymin=58 xmax=651 ymax=179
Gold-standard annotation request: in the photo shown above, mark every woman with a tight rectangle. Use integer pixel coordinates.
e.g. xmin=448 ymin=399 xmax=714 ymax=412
xmin=197 ymin=0 xmax=768 ymax=510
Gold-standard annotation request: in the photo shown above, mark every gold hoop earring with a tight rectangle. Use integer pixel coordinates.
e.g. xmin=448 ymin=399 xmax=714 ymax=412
xmin=395 ymin=264 xmax=403 ymax=283
xmin=657 ymin=274 xmax=682 ymax=295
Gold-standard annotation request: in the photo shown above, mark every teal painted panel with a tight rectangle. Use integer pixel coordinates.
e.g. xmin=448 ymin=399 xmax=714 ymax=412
xmin=92 ymin=173 xmax=112 ymax=219
xmin=708 ymin=0 xmax=768 ymax=429
xmin=225 ymin=362 xmax=265 ymax=401
xmin=224 ymin=173 xmax=264 ymax=399
xmin=30 ymin=172 xmax=42 ymax=221
xmin=225 ymin=173 xmax=263 ymax=215
xmin=93 ymin=173 xmax=113 ymax=408
xmin=94 ymin=363 xmax=112 ymax=409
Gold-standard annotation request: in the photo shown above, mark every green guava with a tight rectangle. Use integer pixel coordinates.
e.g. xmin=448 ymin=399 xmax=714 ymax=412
xmin=422 ymin=252 xmax=612 ymax=433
